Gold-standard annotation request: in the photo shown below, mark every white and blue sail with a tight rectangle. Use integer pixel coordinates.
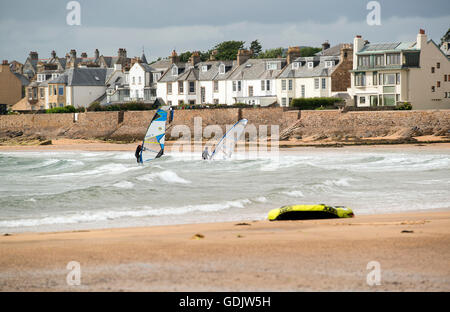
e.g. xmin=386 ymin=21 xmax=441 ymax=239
xmin=210 ymin=119 xmax=248 ymax=160
xmin=140 ymin=108 xmax=168 ymax=162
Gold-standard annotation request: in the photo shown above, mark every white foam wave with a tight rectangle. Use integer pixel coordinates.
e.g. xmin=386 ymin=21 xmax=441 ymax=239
xmin=113 ymin=181 xmax=134 ymax=189
xmin=323 ymin=178 xmax=354 ymax=187
xmin=137 ymin=170 xmax=191 ymax=184
xmin=281 ymin=190 xmax=305 ymax=197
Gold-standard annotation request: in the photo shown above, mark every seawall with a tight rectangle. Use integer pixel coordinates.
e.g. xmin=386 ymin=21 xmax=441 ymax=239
xmin=0 ymin=108 xmax=449 ymax=142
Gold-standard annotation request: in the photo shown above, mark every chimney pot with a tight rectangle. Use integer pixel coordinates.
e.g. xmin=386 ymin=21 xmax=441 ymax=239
xmin=419 ymin=29 xmax=425 ymax=35
xmin=2 ymin=60 xmax=8 ymax=65
xmin=356 ymin=35 xmax=362 ymax=39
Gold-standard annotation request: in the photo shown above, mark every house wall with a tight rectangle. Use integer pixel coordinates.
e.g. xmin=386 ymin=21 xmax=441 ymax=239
xmin=69 ymin=86 xmax=106 ymax=108
xmin=0 ymin=64 xmax=22 ymax=107
xmin=129 ymin=64 xmax=145 ymax=99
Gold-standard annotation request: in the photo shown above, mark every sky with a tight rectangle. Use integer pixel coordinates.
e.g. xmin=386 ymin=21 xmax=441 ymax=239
xmin=0 ymin=0 xmax=449 ymax=63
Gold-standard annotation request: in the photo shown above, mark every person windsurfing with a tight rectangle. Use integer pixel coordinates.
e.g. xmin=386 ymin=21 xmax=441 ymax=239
xmin=202 ymin=146 xmax=210 ymax=160
xmin=135 ymin=144 xmax=143 ymax=164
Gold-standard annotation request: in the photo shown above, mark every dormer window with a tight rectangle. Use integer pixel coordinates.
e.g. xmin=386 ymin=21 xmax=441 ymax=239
xmin=201 ymin=65 xmax=208 ymax=72
xmin=172 ymin=65 xmax=178 ymax=76
xmin=325 ymin=61 xmax=333 ymax=68
xmin=307 ymin=62 xmax=314 ymax=69
xmin=266 ymin=62 xmax=277 ymax=70
xmin=292 ymin=62 xmax=299 ymax=69
xmin=219 ymin=64 xmax=225 ymax=74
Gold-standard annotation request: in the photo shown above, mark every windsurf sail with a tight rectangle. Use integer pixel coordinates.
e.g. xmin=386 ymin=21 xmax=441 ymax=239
xmin=140 ymin=108 xmax=168 ymax=162
xmin=210 ymin=119 xmax=248 ymax=160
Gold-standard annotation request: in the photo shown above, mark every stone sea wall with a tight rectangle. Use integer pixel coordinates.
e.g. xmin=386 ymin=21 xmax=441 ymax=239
xmin=0 ymin=108 xmax=449 ymax=142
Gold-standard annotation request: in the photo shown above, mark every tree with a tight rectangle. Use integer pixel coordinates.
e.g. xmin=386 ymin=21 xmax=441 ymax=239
xmin=257 ymin=47 xmax=284 ymax=59
xmin=213 ymin=41 xmax=245 ymax=60
xmin=300 ymin=47 xmax=322 ymax=57
xmin=179 ymin=51 xmax=192 ymax=63
xmin=250 ymin=40 xmax=262 ymax=56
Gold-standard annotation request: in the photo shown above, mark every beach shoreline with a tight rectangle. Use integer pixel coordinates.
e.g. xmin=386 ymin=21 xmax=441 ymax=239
xmin=1 ymin=210 xmax=449 ymax=291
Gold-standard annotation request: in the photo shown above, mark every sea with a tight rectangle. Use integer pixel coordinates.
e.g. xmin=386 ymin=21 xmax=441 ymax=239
xmin=0 ymin=148 xmax=449 ymax=233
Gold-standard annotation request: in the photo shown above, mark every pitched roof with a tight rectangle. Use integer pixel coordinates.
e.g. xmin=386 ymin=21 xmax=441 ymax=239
xmin=316 ymin=43 xmax=353 ymax=56
xmin=278 ymin=55 xmax=340 ymax=78
xmin=47 ymin=68 xmax=112 ymax=86
xmin=141 ymin=52 xmax=148 ymax=64
xmin=358 ymin=41 xmax=418 ymax=54
xmin=227 ymin=58 xmax=286 ymax=80
xmin=13 ymin=73 xmax=30 ymax=86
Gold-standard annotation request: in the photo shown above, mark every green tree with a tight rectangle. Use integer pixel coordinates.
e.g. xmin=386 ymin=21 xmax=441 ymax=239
xmin=213 ymin=40 xmax=245 ymax=60
xmin=179 ymin=51 xmax=192 ymax=63
xmin=257 ymin=47 xmax=284 ymax=59
xmin=300 ymin=47 xmax=322 ymax=57
xmin=250 ymin=40 xmax=262 ymax=56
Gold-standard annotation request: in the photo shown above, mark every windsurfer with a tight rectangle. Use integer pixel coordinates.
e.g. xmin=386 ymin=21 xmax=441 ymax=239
xmin=202 ymin=147 xmax=210 ymax=160
xmin=135 ymin=144 xmax=143 ymax=163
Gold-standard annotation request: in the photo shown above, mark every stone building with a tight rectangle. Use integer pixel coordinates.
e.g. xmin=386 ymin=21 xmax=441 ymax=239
xmin=0 ymin=60 xmax=29 ymax=110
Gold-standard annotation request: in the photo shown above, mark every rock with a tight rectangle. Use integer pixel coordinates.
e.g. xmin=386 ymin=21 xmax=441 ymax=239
xmin=191 ymin=233 xmax=205 ymax=240
xmin=39 ymin=140 xmax=52 ymax=145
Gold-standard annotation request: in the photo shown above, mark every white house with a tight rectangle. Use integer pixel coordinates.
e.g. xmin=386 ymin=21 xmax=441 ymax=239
xmin=276 ymin=44 xmax=353 ymax=106
xmin=129 ymin=61 xmax=156 ymax=102
xmin=347 ymin=29 xmax=450 ymax=109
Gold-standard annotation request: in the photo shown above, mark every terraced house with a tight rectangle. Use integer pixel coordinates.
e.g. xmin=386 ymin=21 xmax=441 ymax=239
xmin=348 ymin=29 xmax=450 ymax=109
xmin=276 ymin=43 xmax=353 ymax=106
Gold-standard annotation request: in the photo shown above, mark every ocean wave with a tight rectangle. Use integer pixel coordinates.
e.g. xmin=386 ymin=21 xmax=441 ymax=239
xmin=113 ymin=181 xmax=134 ymax=189
xmin=281 ymin=190 xmax=305 ymax=198
xmin=137 ymin=170 xmax=191 ymax=184
xmin=0 ymin=199 xmax=252 ymax=228
xmin=39 ymin=163 xmax=139 ymax=178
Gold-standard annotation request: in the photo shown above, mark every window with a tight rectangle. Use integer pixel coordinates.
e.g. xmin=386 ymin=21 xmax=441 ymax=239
xmin=384 ymin=74 xmax=396 ymax=85
xmin=248 ymin=86 xmax=253 ymax=97
xmin=383 ymin=94 xmax=396 ymax=106
xmin=321 ymin=78 xmax=326 ymax=89
xmin=53 ymin=86 xmax=57 ymax=95
xmin=201 ymin=87 xmax=205 ymax=103
xmin=282 ymin=98 xmax=287 ymax=106
xmin=189 ymin=100 xmax=195 ymax=105
xmin=214 ymin=99 xmax=219 ymax=104
xmin=238 ymin=81 xmax=242 ymax=92
xmin=358 ymin=56 xmax=370 ymax=67
xmin=373 ymin=72 xmax=378 ymax=85
xmin=261 ymin=80 xmax=265 ymax=91
xmin=301 ymin=85 xmax=305 ymax=98
xmin=437 ymin=81 xmax=440 ymax=88
xmin=168 ymin=100 xmax=172 ymax=106
xmin=288 ymin=97 xmax=292 ymax=105
xmin=219 ymin=64 xmax=225 ymax=74
xmin=201 ymin=65 xmax=208 ymax=72
xmin=138 ymin=77 xmax=141 ymax=84
xmin=266 ymin=80 xmax=270 ymax=91
xmin=288 ymin=80 xmax=293 ymax=91
xmin=233 ymin=81 xmax=237 ymax=92
xmin=59 ymin=103 xmax=64 ymax=108
xmin=325 ymin=61 xmax=333 ymax=68
xmin=355 ymin=73 xmax=366 ymax=86
xmin=314 ymin=78 xmax=319 ymax=89
xmin=153 ymin=73 xmax=161 ymax=81
xmin=292 ymin=62 xmax=299 ymax=69
xmin=132 ymin=77 xmax=135 ymax=85
xmin=370 ymin=95 xmax=378 ymax=106
xmin=266 ymin=62 xmax=277 ymax=70
xmin=307 ymin=62 xmax=314 ymax=69
xmin=396 ymin=73 xmax=401 ymax=85
xmin=167 ymin=82 xmax=172 ymax=94
xmin=431 ymin=67 xmax=435 ymax=73
xmin=172 ymin=66 xmax=178 ymax=76
xmin=189 ymin=81 xmax=195 ymax=93
xmin=386 ymin=53 xmax=400 ymax=65
xmin=58 ymin=86 xmax=64 ymax=95
xmin=431 ymin=86 xmax=435 ymax=92
xmin=214 ymin=81 xmax=219 ymax=92
xmin=375 ymin=54 xmax=384 ymax=66
xmin=379 ymin=73 xmax=383 ymax=85
xmin=178 ymin=100 xmax=184 ymax=106
xmin=445 ymin=75 xmax=448 ymax=82
xmin=359 ymin=96 xmax=366 ymax=105
xmin=437 ymin=62 xmax=440 ymax=69
xmin=178 ymin=81 xmax=183 ymax=94
xmin=40 ymin=88 xmax=44 ymax=98
xmin=281 ymin=80 xmax=286 ymax=91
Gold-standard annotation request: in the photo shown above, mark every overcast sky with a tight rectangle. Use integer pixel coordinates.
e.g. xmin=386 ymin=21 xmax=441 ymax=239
xmin=1 ymin=0 xmax=449 ymax=63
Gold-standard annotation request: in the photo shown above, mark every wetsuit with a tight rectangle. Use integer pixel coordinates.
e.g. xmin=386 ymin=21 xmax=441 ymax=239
xmin=135 ymin=145 xmax=142 ymax=163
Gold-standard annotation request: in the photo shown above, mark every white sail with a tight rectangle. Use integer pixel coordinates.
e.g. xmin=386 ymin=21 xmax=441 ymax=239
xmin=140 ymin=109 xmax=167 ymax=162
xmin=210 ymin=119 xmax=248 ymax=160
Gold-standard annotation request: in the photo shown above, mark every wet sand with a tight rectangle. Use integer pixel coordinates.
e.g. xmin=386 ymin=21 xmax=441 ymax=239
xmin=1 ymin=210 xmax=449 ymax=291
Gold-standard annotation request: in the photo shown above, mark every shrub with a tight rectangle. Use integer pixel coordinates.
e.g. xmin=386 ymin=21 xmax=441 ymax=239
xmin=290 ymin=97 xmax=343 ymax=110
xmin=87 ymin=101 xmax=157 ymax=112
xmin=45 ymin=106 xmax=77 ymax=114
xmin=394 ymin=102 xmax=412 ymax=110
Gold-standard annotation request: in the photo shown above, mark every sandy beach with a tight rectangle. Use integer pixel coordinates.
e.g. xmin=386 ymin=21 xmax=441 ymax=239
xmin=1 ymin=140 xmax=449 ymax=291
xmin=0 ymin=210 xmax=449 ymax=291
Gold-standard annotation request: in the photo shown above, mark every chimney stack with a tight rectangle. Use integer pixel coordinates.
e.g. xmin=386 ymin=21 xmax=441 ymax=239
xmin=209 ymin=50 xmax=218 ymax=61
xmin=237 ymin=49 xmax=252 ymax=66
xmin=417 ymin=29 xmax=427 ymax=50
xmin=322 ymin=41 xmax=330 ymax=51
xmin=189 ymin=51 xmax=201 ymax=66
xmin=51 ymin=50 xmax=56 ymax=59
xmin=0 ymin=60 xmax=8 ymax=73
xmin=29 ymin=51 xmax=38 ymax=60
xmin=81 ymin=52 xmax=88 ymax=58
xmin=94 ymin=49 xmax=99 ymax=60
xmin=70 ymin=49 xmax=77 ymax=58
xmin=286 ymin=46 xmax=301 ymax=64
xmin=169 ymin=50 xmax=179 ymax=64
xmin=353 ymin=35 xmax=364 ymax=70
xmin=118 ymin=48 xmax=127 ymax=58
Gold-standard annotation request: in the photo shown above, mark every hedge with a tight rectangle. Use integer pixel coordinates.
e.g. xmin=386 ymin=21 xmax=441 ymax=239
xmin=290 ymin=97 xmax=343 ymax=110
xmin=87 ymin=101 xmax=158 ymax=112
xmin=45 ymin=106 xmax=77 ymax=114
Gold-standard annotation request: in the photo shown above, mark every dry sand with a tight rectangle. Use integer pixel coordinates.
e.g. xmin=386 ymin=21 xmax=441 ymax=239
xmin=1 ymin=211 xmax=449 ymax=291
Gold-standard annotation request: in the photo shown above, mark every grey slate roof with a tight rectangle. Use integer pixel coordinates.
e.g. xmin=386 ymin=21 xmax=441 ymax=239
xmin=13 ymin=73 xmax=30 ymax=86
xmin=358 ymin=41 xmax=417 ymax=54
xmin=47 ymin=68 xmax=113 ymax=86
xmin=138 ymin=63 xmax=155 ymax=73
xmin=227 ymin=58 xmax=286 ymax=81
xmin=278 ymin=55 xmax=340 ymax=78
xmin=316 ymin=43 xmax=353 ymax=56
xmin=141 ymin=52 xmax=148 ymax=64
